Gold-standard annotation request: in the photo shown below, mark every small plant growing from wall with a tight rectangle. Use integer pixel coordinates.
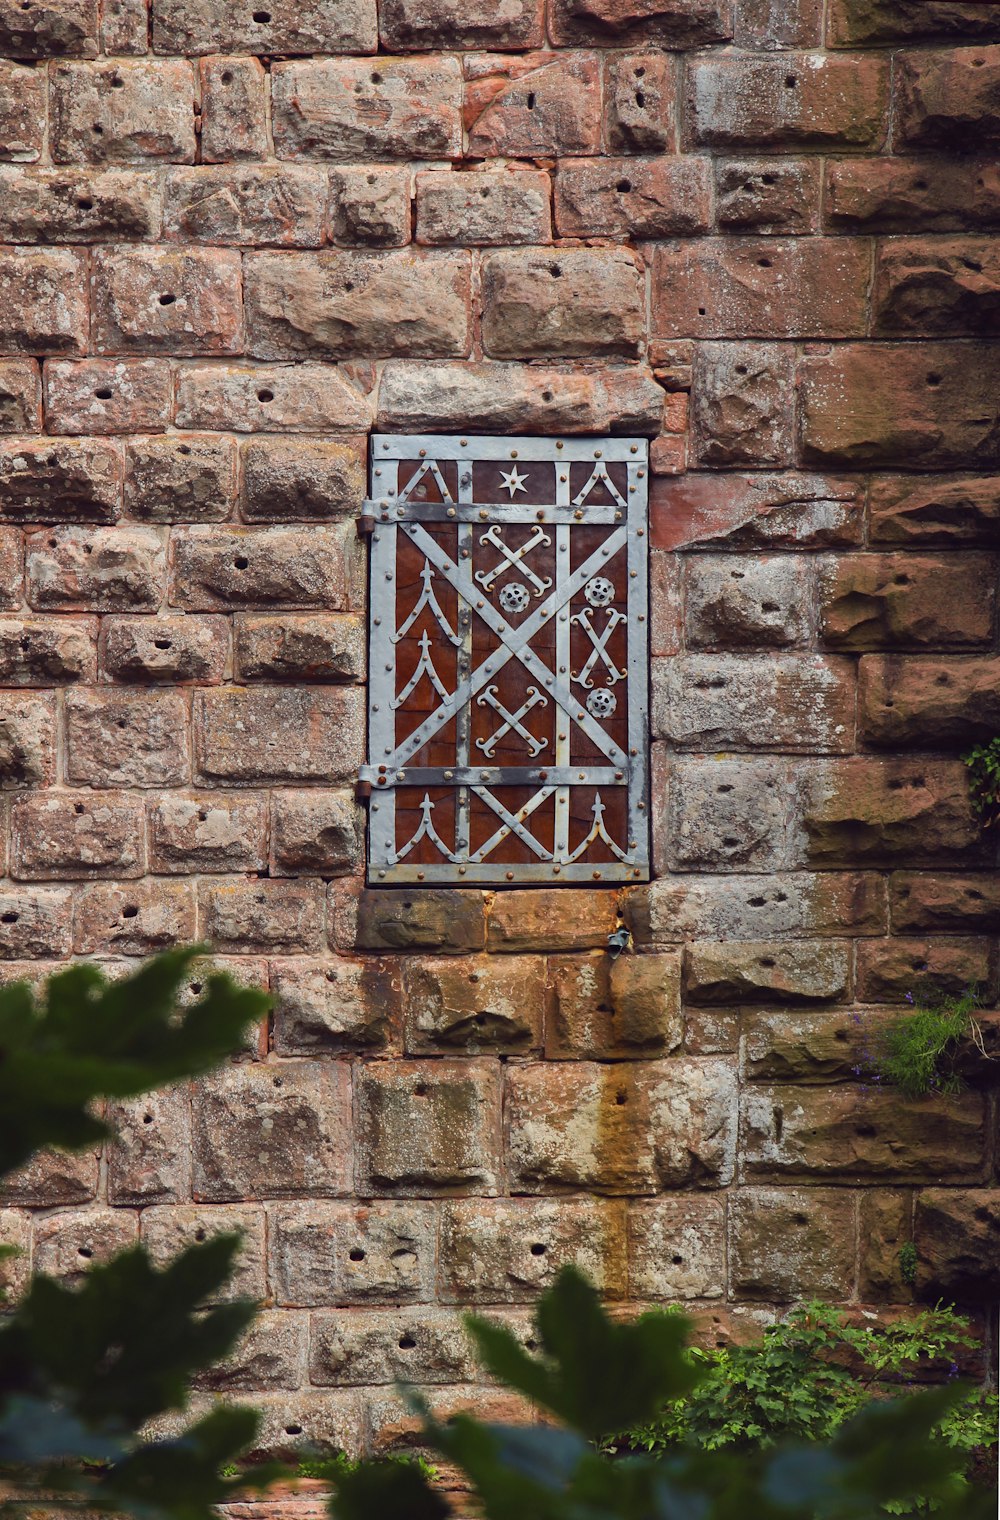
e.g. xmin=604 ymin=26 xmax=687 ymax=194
xmin=875 ymin=988 xmax=990 ymax=1099
xmin=963 ymin=738 xmax=1000 ymax=828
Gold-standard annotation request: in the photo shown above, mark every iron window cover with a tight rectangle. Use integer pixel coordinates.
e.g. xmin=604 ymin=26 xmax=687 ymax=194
xmin=360 ymin=433 xmax=650 ymax=886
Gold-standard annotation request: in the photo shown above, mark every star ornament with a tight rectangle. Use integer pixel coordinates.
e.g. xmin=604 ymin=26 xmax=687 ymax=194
xmin=499 ymin=465 xmax=528 ymax=497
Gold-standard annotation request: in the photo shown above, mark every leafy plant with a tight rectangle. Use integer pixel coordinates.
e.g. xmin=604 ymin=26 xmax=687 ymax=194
xmin=964 ymin=738 xmax=1000 ymax=827
xmin=875 ymin=988 xmax=988 ymax=1099
xmin=898 ymin=1243 xmax=918 ymax=1287
xmin=328 ymin=1269 xmax=994 ymax=1520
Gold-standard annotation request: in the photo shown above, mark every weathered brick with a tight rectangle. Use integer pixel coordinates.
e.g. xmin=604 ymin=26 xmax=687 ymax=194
xmin=0 ymin=167 xmax=158 ymax=243
xmin=149 ymin=791 xmax=267 ymax=873
xmin=1 ymin=1147 xmax=99 ymax=1207
xmin=869 ymin=473 xmax=1000 ymax=546
xmin=193 ymin=1062 xmax=352 ymax=1202
xmin=487 ymin=888 xmax=617 ymax=952
xmin=547 ymin=950 xmax=683 ymax=1058
xmin=377 ymin=360 xmax=664 ymax=436
xmin=272 ymin=58 xmax=461 ymax=160
xmin=896 ymin=45 xmax=1000 ymax=150
xmin=872 ymin=236 xmax=1000 ymax=337
xmin=170 ymin=526 xmax=353 ymax=611
xmin=100 ymin=0 xmax=147 ymax=53
xmin=691 ymin=343 xmax=793 ymax=466
xmin=0 ymin=531 xmax=23 ymax=608
xmin=862 ymin=652 xmax=1000 ymax=743
xmin=654 ymin=654 xmax=854 ymax=751
xmin=26 ymin=526 xmax=163 ymax=611
xmin=356 ymin=1059 xmax=502 ymax=1195
xmin=439 ymin=1197 xmax=626 ymax=1302
xmin=195 ymin=1309 xmax=307 ymax=1392
xmin=654 ymin=238 xmax=867 ymax=339
xmin=800 ymin=344 xmax=1000 ymax=469
xmin=271 ymin=790 xmax=361 ymax=876
xmin=630 ymin=873 xmax=887 ymax=945
xmin=0 ymin=63 xmax=43 ymax=161
xmin=737 ymin=0 xmax=821 ymax=48
xmin=241 ymin=1392 xmax=363 ymax=1460
xmin=240 ymin=437 xmax=366 ymax=522
xmin=101 ymin=615 xmax=228 ymax=684
xmin=914 ymin=1189 xmax=1000 ymax=1300
xmin=890 ymin=872 xmax=1000 ymax=934
xmin=153 ymin=0 xmax=376 ymax=53
xmin=742 ymin=1085 xmax=988 ymax=1182
xmin=199 ymin=878 xmax=326 ymax=952
xmin=689 ymin=54 xmax=887 ymax=149
xmin=366 ymin=1385 xmax=531 ymax=1457
xmin=0 ymin=249 xmax=88 ymax=356
xmin=555 ymin=157 xmax=711 ymax=238
xmin=33 ymin=1209 xmax=138 ymax=1287
xmin=107 ymin=1087 xmax=191 ymax=1204
xmin=384 ymin=0 xmax=542 ymax=46
xmin=729 ymin=1188 xmax=856 ymax=1301
xmin=826 ymin=157 xmax=1000 ymax=233
xmin=685 ymin=940 xmax=849 ymax=1004
xmin=356 ymin=888 xmax=486 ymax=954
xmin=310 ymin=1305 xmax=475 ymax=1387
xmin=141 ymin=1203 xmax=266 ymax=1301
xmin=0 ymin=438 xmax=123 ymax=522
xmin=93 ymin=247 xmax=243 ymax=356
xmin=0 ymin=360 xmax=39 ymax=431
xmin=0 ymin=0 xmax=97 ymax=55
xmin=0 ymin=693 xmax=54 ymax=788
xmin=666 ymin=757 xmax=789 ymax=873
xmin=271 ymin=956 xmax=400 ymax=1053
xmin=818 ymin=553 xmax=996 ymax=650
xmin=627 ymin=1196 xmax=725 ymax=1300
xmin=199 ymin=56 xmax=268 ymax=163
xmin=651 ymin=471 xmax=862 ymax=551
xmin=743 ymin=1008 xmax=872 ymax=1084
xmin=196 ymin=688 xmax=364 ymax=784
xmin=51 ymin=60 xmax=196 ymax=164
xmin=164 ymin=167 xmax=327 ymax=248
xmin=175 ymin=363 xmax=372 ymax=434
xmin=404 ymin=954 xmax=543 ymax=1053
xmin=550 ymin=0 xmax=731 ymax=46
xmin=464 ymin=51 xmax=602 ymax=158
xmin=716 ymin=158 xmax=820 ymax=234
xmin=685 ymin=554 xmax=810 ymax=649
xmin=244 ymin=251 xmax=470 ymax=360
xmin=269 ymin=1201 xmax=436 ymax=1306
xmin=0 ymin=885 xmax=72 ymax=959
xmin=124 ymin=434 xmax=237 ymax=523
xmin=416 ymin=170 xmax=550 ymax=246
xmin=44 ymin=360 xmax=171 ymax=436
xmin=66 ymin=688 xmax=188 ymax=786
xmin=482 ymin=248 xmax=643 ymax=359
xmin=11 ymin=790 xmax=144 ymax=879
xmin=830 ymin=0 xmax=1000 ymax=44
xmin=604 ymin=48 xmax=676 ymax=153
xmin=795 ymin=758 xmax=983 ymax=866
xmin=72 ymin=879 xmax=196 ymax=954
xmin=857 ymin=935 xmax=995 ymax=1003
xmin=235 ymin=614 xmax=365 ymax=683
xmin=329 ymin=167 xmax=410 ymax=247
xmin=0 ymin=618 xmax=96 ymax=687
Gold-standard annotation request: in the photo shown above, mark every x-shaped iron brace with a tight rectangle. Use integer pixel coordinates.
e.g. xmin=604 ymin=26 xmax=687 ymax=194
xmin=570 ymin=606 xmax=628 ymax=689
xmin=474 ymin=524 xmax=553 ymax=597
xmin=475 ymin=684 xmax=549 ymax=759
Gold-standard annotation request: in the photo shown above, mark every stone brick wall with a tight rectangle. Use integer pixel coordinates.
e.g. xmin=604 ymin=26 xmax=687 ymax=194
xmin=0 ymin=0 xmax=998 ymax=1461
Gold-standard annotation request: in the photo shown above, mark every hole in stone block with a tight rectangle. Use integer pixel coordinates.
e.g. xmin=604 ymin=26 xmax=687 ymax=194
xmin=526 ymin=91 xmax=536 ymax=109
xmin=0 ymin=912 xmax=17 ymax=923
xmin=671 ymin=1253 xmax=683 ymax=1264
xmin=122 ymin=905 xmax=138 ymax=918
xmin=74 ymin=803 xmax=85 ymax=815
xmin=349 ymin=1248 xmax=365 ymax=1261
xmin=143 ymin=1113 xmax=153 ymax=1123
xmin=92 ymin=123 xmax=104 ymax=134
xmin=190 ymin=982 xmax=202 ymax=994
xmin=154 ymin=638 xmax=171 ymax=649
xmin=784 ymin=75 xmax=796 ymax=87
xmin=759 ymin=957 xmax=776 ymax=968
xmin=195 ymin=1228 xmax=207 ymax=1241
xmin=635 ymin=90 xmax=645 ymax=107
xmin=542 ymin=389 xmax=553 ymax=402
xmin=234 ymin=556 xmax=249 ymax=569
xmin=757 ymin=257 xmax=772 ymax=268
xmin=761 ymin=601 xmax=779 ymax=612
xmin=177 ymin=443 xmax=191 ymax=455
xmin=735 ymin=364 xmax=747 ymax=375
xmin=914 ymin=179 xmax=927 ymax=190
xmin=284 ymin=1425 xmax=302 ymax=1437
xmin=926 ymin=373 xmax=941 ymax=387
xmin=616 ymin=178 xmax=632 ymax=192
xmin=762 ymin=173 xmax=777 ymax=186
xmin=77 ymin=197 xmax=93 ymax=210
xmin=549 ymin=263 xmax=561 ymax=278
xmin=697 ymin=306 xmax=706 ymax=315
xmin=774 ymin=1106 xmax=783 ymax=1141
xmin=252 ymin=9 xmax=270 ymax=20
xmin=370 ymin=71 xmax=382 ymax=83
xmin=414 ymin=1082 xmax=428 ymax=1096
xmin=159 ymin=293 xmax=176 ymax=305
xmin=615 ymin=1088 xmax=627 ymax=1105
xmin=95 ymin=387 xmax=113 ymax=399
xmin=257 ymin=388 xmax=274 ymax=402
xmin=398 ymin=1334 xmax=416 ymax=1349
xmin=221 ymin=69 xmax=233 ymax=82
xmin=78 ymin=1246 xmax=93 ymax=1258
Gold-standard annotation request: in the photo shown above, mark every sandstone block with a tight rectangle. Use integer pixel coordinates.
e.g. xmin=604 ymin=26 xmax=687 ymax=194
xmin=738 ymin=0 xmax=822 ymax=50
xmin=154 ymin=0 xmax=375 ymax=50
xmin=604 ymin=49 xmax=676 ymax=153
xmin=860 ymin=654 xmax=1000 ymax=747
xmin=742 ymin=1084 xmax=987 ymax=1182
xmin=101 ymin=615 xmax=228 ymax=684
xmin=329 ymin=167 xmax=410 ymax=247
xmin=356 ymin=888 xmax=486 ymax=954
xmin=416 ymin=170 xmax=550 ymax=246
xmin=650 ymin=471 xmax=862 ymax=551
xmin=376 ymin=360 xmax=664 ymax=435
xmin=240 ymin=436 xmax=366 ymax=522
xmin=242 ymin=1392 xmax=362 ymax=1461
xmin=65 ymin=688 xmax=187 ymax=787
xmin=0 ymin=885 xmax=72 ymax=959
xmin=51 ymin=60 xmax=195 ymax=164
xmin=855 ymin=936 xmax=994 ymax=1002
xmin=366 ymin=1386 xmax=531 ymax=1457
xmin=164 ymin=166 xmax=326 ymax=248
xmin=98 ymin=0 xmax=146 ymax=52
xmin=1 ymin=1148 xmax=98 ymax=1207
xmin=439 ymin=1197 xmax=626 ymax=1302
xmin=124 ymin=434 xmax=237 ymax=523
xmin=271 ymin=956 xmax=400 ymax=1053
xmin=141 ymin=1203 xmax=266 ymax=1301
xmin=743 ymin=1008 xmax=872 ymax=1084
xmin=381 ymin=0 xmax=541 ymax=47
xmin=0 ymin=531 xmax=23 ymax=608
xmin=507 ymin=1059 xmax=736 ymax=1194
xmin=107 ymin=1087 xmax=190 ymax=1204
xmin=193 ymin=1062 xmax=352 ymax=1202
xmin=691 ymin=343 xmax=793 ymax=467
xmin=653 ymin=654 xmax=854 ymax=751
xmin=799 ymin=343 xmax=1000 ymax=469
xmin=684 ymin=554 xmax=809 ymax=648
xmin=269 ymin=1201 xmax=436 ymax=1306
xmin=404 ymin=954 xmax=543 ymax=1053
xmin=196 ymin=1309 xmax=308 ymax=1393
xmin=175 ymin=363 xmax=373 ymax=434
xmin=650 ymin=553 xmax=682 ymax=656
xmin=795 ymin=758 xmax=983 ymax=866
xmin=549 ymin=0 xmax=731 ymax=46
xmin=271 ymin=790 xmax=361 ymax=876
xmin=630 ymin=872 xmax=888 ymax=945
xmin=0 ymin=693 xmax=54 ymax=788
xmin=0 ymin=63 xmax=43 ymax=161
xmin=72 ymin=879 xmax=196 ymax=955
xmin=199 ymin=56 xmax=267 ymax=162
xmin=914 ymin=1189 xmax=1000 ymax=1299
xmin=689 ymin=54 xmax=887 ymax=148
xmin=482 ymin=249 xmax=644 ymax=360
xmin=0 ymin=438 xmax=122 ymax=522
xmin=0 ymin=249 xmax=88 ymax=356
xmin=627 ymin=1196 xmax=725 ymax=1300
xmin=548 ymin=950 xmax=683 ymax=1058
xmin=653 ymin=238 xmax=868 ymax=339
xmin=195 ymin=688 xmax=364 ymax=784
xmin=818 ymin=553 xmax=996 ymax=649
xmin=667 ymin=757 xmax=789 ymax=873
xmin=10 ymin=791 xmax=144 ymax=879
xmin=729 ymin=1188 xmax=856 ymax=1300
xmin=0 ymin=618 xmax=95 ymax=685
xmin=826 ymin=157 xmax=1000 ymax=233
xmin=0 ymin=167 xmax=159 ymax=243
xmin=356 ymin=1059 xmax=502 ymax=1195
xmin=44 ymin=359 xmax=170 ymax=436
xmin=555 ymin=157 xmax=711 ymax=238
xmin=869 ymin=473 xmax=1000 ymax=546
xmin=235 ymin=614 xmax=365 ymax=683
xmin=93 ymin=247 xmax=243 ymax=356
xmin=896 ymin=45 xmax=1000 ymax=150
xmin=872 ymin=235 xmax=1000 ymax=336
xmin=33 ymin=1209 xmax=138 ymax=1287
xmin=310 ymin=1306 xmax=475 ymax=1387
xmin=464 ymin=51 xmax=601 ymax=157
xmin=149 ymin=791 xmax=266 ymax=874
xmin=0 ymin=1211 xmax=31 ymax=1299
xmin=830 ymin=0 xmax=1000 ymax=43
xmin=272 ymin=58 xmax=461 ymax=160
xmin=890 ymin=872 xmax=1000 ymax=934
xmin=199 ymin=878 xmax=325 ymax=952
xmin=0 ymin=360 xmax=39 ymax=431
xmin=0 ymin=0 xmax=97 ymax=57
xmin=487 ymin=888 xmax=617 ymax=952
xmin=244 ymin=251 xmax=470 ymax=360
xmin=716 ymin=158 xmax=820 ymax=234
xmin=170 ymin=526 xmax=352 ymax=611
xmin=685 ymin=940 xmax=849 ymax=1004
